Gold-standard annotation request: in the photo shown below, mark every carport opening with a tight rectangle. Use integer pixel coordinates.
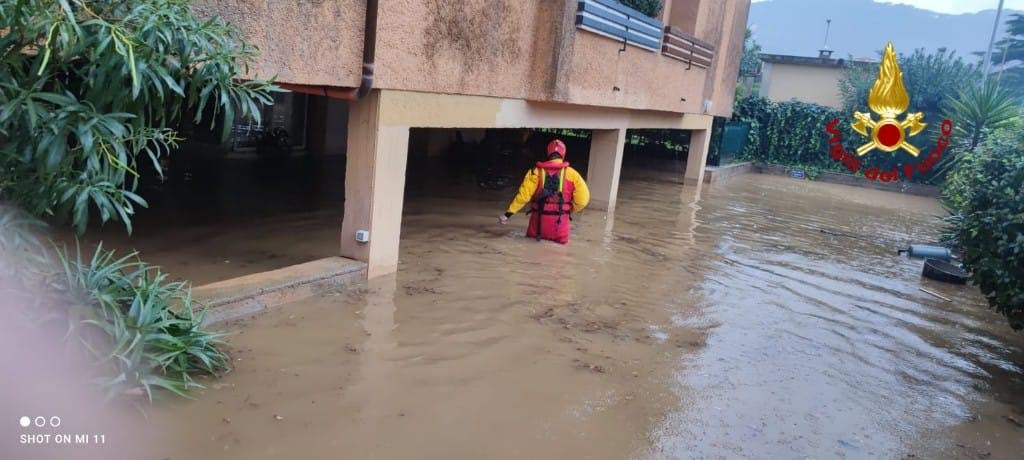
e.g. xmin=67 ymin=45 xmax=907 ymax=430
xmin=403 ymin=128 xmax=593 ymax=206
xmin=56 ymin=94 xmax=351 ymax=285
xmin=621 ymin=129 xmax=691 ymax=183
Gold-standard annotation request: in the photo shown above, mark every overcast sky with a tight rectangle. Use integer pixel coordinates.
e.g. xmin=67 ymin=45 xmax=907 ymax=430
xmin=752 ymin=0 xmax=1024 ymax=14
xmin=878 ymin=0 xmax=1024 ymax=14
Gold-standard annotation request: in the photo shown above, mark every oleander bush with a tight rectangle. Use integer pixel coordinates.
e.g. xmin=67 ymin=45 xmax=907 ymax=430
xmin=0 ymin=0 xmax=274 ymax=399
xmin=0 ymin=0 xmax=277 ymax=234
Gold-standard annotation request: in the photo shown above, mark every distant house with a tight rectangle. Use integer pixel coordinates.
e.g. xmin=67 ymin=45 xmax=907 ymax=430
xmin=757 ymin=51 xmax=873 ymax=109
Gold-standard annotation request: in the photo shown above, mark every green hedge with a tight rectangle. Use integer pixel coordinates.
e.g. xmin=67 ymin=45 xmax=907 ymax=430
xmin=943 ymin=124 xmax=1024 ymax=330
xmin=732 ymin=96 xmax=943 ymax=183
xmin=732 ymin=97 xmax=847 ymax=176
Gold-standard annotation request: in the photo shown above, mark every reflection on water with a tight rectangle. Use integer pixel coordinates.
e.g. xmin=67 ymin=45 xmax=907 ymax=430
xmin=146 ymin=174 xmax=1023 ymax=459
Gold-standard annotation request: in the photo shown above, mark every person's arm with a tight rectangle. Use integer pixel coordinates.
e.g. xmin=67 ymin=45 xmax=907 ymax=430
xmin=506 ymin=169 xmax=538 ymax=215
xmin=568 ymin=168 xmax=590 ymax=213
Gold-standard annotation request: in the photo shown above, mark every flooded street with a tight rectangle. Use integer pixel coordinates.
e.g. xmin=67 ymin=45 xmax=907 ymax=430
xmin=145 ymin=174 xmax=1023 ymax=459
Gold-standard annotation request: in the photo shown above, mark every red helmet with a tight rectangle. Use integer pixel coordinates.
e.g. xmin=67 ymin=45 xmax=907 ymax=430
xmin=547 ymin=139 xmax=567 ymax=158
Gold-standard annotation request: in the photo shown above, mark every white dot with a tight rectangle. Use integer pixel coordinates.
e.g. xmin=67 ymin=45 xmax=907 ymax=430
xmin=19 ymin=416 xmax=30 ymax=428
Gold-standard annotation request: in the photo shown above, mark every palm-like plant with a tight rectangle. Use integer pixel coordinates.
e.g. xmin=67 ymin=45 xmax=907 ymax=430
xmin=944 ymin=82 xmax=1021 ymax=151
xmin=57 ymin=243 xmax=228 ymax=401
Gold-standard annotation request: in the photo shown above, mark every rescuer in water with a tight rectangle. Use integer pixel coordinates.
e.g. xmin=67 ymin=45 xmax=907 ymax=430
xmin=499 ymin=139 xmax=590 ymax=244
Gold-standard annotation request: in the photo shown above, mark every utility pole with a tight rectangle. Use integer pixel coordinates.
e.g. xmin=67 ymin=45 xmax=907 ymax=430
xmin=982 ymin=0 xmax=1006 ymax=83
xmin=819 ymin=19 xmax=833 ymax=58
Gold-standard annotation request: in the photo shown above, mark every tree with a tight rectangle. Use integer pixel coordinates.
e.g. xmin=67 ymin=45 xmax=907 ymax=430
xmin=0 ymin=0 xmax=278 ymax=234
xmin=839 ymin=47 xmax=980 ymax=182
xmin=840 ymin=48 xmax=979 ymax=120
xmin=739 ymin=28 xmax=762 ymax=77
xmin=989 ymin=13 xmax=1024 ymax=96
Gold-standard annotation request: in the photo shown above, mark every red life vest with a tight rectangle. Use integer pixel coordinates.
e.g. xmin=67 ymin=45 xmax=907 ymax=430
xmin=527 ymin=160 xmax=575 ymax=244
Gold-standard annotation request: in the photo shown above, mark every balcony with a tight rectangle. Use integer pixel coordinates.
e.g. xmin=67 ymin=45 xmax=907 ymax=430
xmin=661 ymin=26 xmax=715 ymax=69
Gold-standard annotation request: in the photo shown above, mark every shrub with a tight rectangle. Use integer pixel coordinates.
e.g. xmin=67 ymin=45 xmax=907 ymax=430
xmin=57 ymin=244 xmax=228 ymax=400
xmin=0 ymin=0 xmax=278 ymax=234
xmin=619 ymin=0 xmax=662 ymax=17
xmin=943 ymin=124 xmax=1024 ymax=329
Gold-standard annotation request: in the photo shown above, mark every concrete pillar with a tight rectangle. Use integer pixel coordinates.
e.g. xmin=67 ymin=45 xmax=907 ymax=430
xmin=340 ymin=91 xmax=410 ymax=278
xmin=684 ymin=128 xmax=712 ymax=185
xmin=586 ymin=129 xmax=627 ymax=212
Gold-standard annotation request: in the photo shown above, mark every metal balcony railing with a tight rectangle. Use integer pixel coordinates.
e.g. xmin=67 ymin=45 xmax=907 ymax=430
xmin=575 ymin=0 xmax=664 ymax=52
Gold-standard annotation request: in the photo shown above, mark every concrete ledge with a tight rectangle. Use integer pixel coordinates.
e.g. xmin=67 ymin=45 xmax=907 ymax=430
xmin=193 ymin=256 xmax=367 ymax=325
xmin=753 ymin=163 xmax=941 ymax=197
xmin=704 ymin=162 xmax=754 ymax=184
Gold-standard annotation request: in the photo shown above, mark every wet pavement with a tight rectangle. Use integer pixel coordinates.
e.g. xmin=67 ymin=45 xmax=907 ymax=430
xmin=142 ymin=173 xmax=1023 ymax=459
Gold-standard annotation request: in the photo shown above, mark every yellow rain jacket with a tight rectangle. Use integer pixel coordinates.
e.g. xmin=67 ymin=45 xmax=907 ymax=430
xmin=506 ymin=159 xmax=590 ymax=215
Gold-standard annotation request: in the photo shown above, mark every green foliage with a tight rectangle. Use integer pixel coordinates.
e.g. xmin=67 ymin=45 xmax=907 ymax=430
xmin=618 ymin=0 xmax=662 ymax=17
xmin=57 ymin=243 xmax=228 ymax=400
xmin=836 ymin=48 xmax=980 ymax=183
xmin=0 ymin=0 xmax=278 ymax=235
xmin=839 ymin=48 xmax=980 ymax=158
xmin=0 ymin=204 xmax=50 ymax=291
xmin=739 ymin=28 xmax=762 ymax=77
xmin=943 ymin=82 xmax=1021 ymax=152
xmin=731 ymin=96 xmax=850 ymax=174
xmin=990 ymin=13 xmax=1024 ymax=97
xmin=942 ymin=124 xmax=1024 ymax=330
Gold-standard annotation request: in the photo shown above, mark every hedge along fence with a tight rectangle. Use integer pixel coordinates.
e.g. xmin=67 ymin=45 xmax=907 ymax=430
xmin=732 ymin=97 xmax=846 ymax=175
xmin=731 ymin=97 xmax=942 ymax=183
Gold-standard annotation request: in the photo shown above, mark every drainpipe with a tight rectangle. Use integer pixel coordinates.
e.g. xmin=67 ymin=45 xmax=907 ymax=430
xmin=279 ymin=0 xmax=378 ymax=100
xmin=341 ymin=0 xmax=378 ymax=100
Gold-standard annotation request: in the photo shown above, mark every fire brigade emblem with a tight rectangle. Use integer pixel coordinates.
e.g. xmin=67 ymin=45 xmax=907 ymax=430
xmin=851 ymin=42 xmax=926 ymax=156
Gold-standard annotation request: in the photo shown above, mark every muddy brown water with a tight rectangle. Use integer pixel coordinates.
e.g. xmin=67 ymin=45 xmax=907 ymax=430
xmin=133 ymin=173 xmax=1022 ymax=459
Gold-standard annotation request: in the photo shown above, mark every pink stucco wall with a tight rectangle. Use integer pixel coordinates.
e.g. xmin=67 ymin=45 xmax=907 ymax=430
xmin=195 ymin=0 xmax=749 ymax=118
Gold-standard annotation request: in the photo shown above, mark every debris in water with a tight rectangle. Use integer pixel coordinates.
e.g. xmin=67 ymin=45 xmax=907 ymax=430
xmin=573 ymin=359 xmax=606 ymax=373
xmin=919 ymin=287 xmax=952 ymax=302
xmin=222 ymin=417 xmax=231 ymax=424
xmin=273 ymin=414 xmax=284 ymax=421
xmin=1004 ymin=415 xmax=1024 ymax=428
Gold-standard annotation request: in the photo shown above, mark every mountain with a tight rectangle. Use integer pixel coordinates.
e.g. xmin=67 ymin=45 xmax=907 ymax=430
xmin=748 ymin=0 xmax=1020 ymax=61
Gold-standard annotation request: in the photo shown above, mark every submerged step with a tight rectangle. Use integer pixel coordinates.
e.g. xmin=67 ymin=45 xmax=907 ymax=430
xmin=193 ymin=256 xmax=367 ymax=325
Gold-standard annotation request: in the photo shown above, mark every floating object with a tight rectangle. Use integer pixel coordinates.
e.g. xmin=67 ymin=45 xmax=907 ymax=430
xmin=898 ymin=244 xmax=952 ymax=261
xmin=789 ymin=169 xmax=805 ymax=179
xmin=922 ymin=258 xmax=969 ymax=284
xmin=918 ymin=287 xmax=952 ymax=302
xmin=818 ymin=228 xmax=865 ymax=240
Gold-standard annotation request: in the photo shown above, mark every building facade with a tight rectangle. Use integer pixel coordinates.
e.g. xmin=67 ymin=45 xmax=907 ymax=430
xmin=757 ymin=52 xmax=874 ymax=109
xmin=197 ymin=0 xmax=751 ymax=277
